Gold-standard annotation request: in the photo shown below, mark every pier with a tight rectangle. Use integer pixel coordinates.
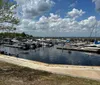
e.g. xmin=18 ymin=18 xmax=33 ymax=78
xmin=3 ymin=44 xmax=21 ymax=48
xmin=57 ymin=47 xmax=100 ymax=54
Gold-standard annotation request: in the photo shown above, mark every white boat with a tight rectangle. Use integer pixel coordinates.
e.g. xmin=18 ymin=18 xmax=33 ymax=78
xmin=85 ymin=41 xmax=100 ymax=48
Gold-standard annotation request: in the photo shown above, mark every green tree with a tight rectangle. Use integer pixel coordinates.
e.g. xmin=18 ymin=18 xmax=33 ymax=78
xmin=0 ymin=0 xmax=19 ymax=31
xmin=21 ymin=32 xmax=27 ymax=37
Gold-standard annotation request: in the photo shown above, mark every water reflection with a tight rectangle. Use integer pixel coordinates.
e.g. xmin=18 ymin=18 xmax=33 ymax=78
xmin=0 ymin=45 xmax=100 ymax=66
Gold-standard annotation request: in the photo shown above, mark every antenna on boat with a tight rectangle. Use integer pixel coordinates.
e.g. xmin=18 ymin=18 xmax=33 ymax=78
xmin=95 ymin=22 xmax=97 ymax=41
xmin=89 ymin=21 xmax=97 ymax=43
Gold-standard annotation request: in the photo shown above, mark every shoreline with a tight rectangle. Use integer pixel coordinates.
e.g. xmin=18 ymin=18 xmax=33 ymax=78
xmin=0 ymin=54 xmax=100 ymax=81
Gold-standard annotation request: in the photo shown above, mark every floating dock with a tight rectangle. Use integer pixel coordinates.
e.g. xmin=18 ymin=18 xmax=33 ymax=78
xmin=57 ymin=47 xmax=100 ymax=54
xmin=3 ymin=44 xmax=21 ymax=48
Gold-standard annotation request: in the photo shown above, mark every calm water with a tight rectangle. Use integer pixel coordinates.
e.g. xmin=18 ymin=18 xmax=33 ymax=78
xmin=0 ymin=45 xmax=100 ymax=66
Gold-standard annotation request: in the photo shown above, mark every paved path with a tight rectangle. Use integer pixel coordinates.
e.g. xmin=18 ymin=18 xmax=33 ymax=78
xmin=0 ymin=54 xmax=100 ymax=81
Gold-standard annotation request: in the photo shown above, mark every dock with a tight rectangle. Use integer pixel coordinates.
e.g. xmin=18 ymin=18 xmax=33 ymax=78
xmin=3 ymin=44 xmax=21 ymax=48
xmin=57 ymin=47 xmax=100 ymax=54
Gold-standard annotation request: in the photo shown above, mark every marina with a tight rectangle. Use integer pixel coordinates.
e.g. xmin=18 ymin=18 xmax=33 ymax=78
xmin=0 ymin=37 xmax=100 ymax=66
xmin=0 ymin=44 xmax=100 ymax=66
xmin=0 ymin=0 xmax=100 ymax=84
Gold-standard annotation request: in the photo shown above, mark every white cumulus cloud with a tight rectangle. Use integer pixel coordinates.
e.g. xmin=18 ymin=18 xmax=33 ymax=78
xmin=92 ymin=0 xmax=100 ymax=11
xmin=14 ymin=0 xmax=55 ymax=19
xmin=67 ymin=8 xmax=85 ymax=19
xmin=17 ymin=12 xmax=100 ymax=34
xmin=14 ymin=1 xmax=100 ymax=36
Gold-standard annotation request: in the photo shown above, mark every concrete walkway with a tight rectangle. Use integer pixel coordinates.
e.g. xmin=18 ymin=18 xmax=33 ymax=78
xmin=0 ymin=54 xmax=100 ymax=81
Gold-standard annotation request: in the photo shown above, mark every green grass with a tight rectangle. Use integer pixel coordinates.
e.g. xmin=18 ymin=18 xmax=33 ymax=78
xmin=0 ymin=61 xmax=100 ymax=85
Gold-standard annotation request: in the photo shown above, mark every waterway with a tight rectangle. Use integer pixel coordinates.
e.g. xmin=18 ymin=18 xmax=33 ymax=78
xmin=0 ymin=45 xmax=100 ymax=66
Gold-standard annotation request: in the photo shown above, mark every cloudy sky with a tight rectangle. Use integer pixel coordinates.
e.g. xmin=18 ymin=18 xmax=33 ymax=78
xmin=10 ymin=0 xmax=100 ymax=37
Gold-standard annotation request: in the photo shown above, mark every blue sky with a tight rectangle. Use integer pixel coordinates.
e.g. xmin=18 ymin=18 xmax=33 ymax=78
xmin=48 ymin=0 xmax=100 ymax=20
xmin=10 ymin=0 xmax=100 ymax=20
xmin=9 ymin=0 xmax=100 ymax=37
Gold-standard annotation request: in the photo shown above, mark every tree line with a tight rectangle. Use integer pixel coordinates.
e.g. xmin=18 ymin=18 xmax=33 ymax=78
xmin=0 ymin=32 xmax=29 ymax=38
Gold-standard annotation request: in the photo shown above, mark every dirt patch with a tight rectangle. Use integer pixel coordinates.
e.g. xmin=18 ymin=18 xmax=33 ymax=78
xmin=0 ymin=62 xmax=100 ymax=85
